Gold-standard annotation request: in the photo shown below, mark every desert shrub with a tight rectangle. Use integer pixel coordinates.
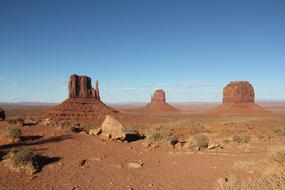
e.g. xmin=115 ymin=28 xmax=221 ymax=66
xmin=8 ymin=149 xmax=41 ymax=174
xmin=216 ymin=169 xmax=285 ymax=190
xmin=267 ymin=148 xmax=285 ymax=166
xmin=193 ymin=134 xmax=209 ymax=148
xmin=217 ymin=147 xmax=285 ymax=190
xmin=7 ymin=117 xmax=24 ymax=126
xmin=275 ymin=127 xmax=285 ymax=137
xmin=221 ymin=138 xmax=230 ymax=145
xmin=3 ymin=127 xmax=22 ymax=141
xmin=233 ymin=135 xmax=251 ymax=144
xmin=148 ymin=132 xmax=165 ymax=143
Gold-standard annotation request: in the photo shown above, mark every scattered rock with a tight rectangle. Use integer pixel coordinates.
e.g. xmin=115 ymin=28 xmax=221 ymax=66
xmin=101 ymin=115 xmax=126 ymax=140
xmin=174 ymin=142 xmax=183 ymax=150
xmin=41 ymin=118 xmax=52 ymax=126
xmin=127 ymin=162 xmax=143 ymax=168
xmin=208 ymin=144 xmax=220 ymax=150
xmin=0 ymin=108 xmax=5 ymax=121
xmin=89 ymin=128 xmax=101 ymax=136
xmin=141 ymin=141 xmax=151 ymax=148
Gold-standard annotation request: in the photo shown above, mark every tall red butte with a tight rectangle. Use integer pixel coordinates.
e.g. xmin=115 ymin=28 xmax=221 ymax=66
xmin=43 ymin=74 xmax=116 ymax=124
xmin=144 ymin=89 xmax=177 ymax=112
xmin=213 ymin=81 xmax=270 ymax=115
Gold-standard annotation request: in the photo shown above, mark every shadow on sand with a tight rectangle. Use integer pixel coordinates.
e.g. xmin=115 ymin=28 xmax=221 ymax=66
xmin=0 ymin=135 xmax=73 ymax=152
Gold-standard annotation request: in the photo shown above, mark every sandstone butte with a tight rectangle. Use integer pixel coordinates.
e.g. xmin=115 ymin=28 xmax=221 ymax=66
xmin=213 ymin=81 xmax=271 ymax=116
xmin=43 ymin=74 xmax=117 ymax=124
xmin=144 ymin=89 xmax=177 ymax=112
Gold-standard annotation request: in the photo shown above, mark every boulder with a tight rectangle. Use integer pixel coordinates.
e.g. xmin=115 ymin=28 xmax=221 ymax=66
xmin=89 ymin=128 xmax=101 ymax=136
xmin=0 ymin=108 xmax=5 ymax=121
xmin=101 ymin=115 xmax=126 ymax=140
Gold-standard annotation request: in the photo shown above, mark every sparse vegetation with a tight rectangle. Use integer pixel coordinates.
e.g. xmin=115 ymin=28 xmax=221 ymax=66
xmin=233 ymin=135 xmax=251 ymax=143
xmin=148 ymin=131 xmax=165 ymax=143
xmin=217 ymin=147 xmax=285 ymax=190
xmin=8 ymin=149 xmax=41 ymax=174
xmin=3 ymin=127 xmax=22 ymax=141
xmin=193 ymin=134 xmax=209 ymax=148
xmin=221 ymin=138 xmax=230 ymax=145
xmin=6 ymin=117 xmax=24 ymax=126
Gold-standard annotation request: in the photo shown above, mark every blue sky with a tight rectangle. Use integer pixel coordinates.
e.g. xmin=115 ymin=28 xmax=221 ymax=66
xmin=0 ymin=0 xmax=285 ymax=103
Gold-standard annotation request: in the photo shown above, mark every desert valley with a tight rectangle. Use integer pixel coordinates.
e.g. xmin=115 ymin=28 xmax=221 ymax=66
xmin=1 ymin=1 xmax=285 ymax=189
xmin=0 ymin=74 xmax=284 ymax=190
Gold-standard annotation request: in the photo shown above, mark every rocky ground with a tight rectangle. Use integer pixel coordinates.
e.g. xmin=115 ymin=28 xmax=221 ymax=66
xmin=0 ymin=103 xmax=284 ymax=190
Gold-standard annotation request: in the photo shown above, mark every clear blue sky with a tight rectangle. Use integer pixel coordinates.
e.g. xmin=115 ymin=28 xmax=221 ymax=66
xmin=0 ymin=0 xmax=284 ymax=103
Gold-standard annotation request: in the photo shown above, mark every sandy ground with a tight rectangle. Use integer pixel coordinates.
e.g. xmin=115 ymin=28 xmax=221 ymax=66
xmin=0 ymin=102 xmax=284 ymax=190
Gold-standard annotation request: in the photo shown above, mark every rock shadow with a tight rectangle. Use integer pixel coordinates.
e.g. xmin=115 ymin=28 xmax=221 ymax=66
xmin=125 ymin=134 xmax=145 ymax=143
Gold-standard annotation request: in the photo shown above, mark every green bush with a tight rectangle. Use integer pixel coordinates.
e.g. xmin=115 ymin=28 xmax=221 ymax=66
xmin=193 ymin=134 xmax=209 ymax=148
xmin=3 ymin=127 xmax=22 ymax=141
xmin=8 ymin=149 xmax=40 ymax=174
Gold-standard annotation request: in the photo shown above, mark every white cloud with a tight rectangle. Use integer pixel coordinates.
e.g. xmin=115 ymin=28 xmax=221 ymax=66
xmin=10 ymin=83 xmax=20 ymax=87
xmin=0 ymin=76 xmax=5 ymax=80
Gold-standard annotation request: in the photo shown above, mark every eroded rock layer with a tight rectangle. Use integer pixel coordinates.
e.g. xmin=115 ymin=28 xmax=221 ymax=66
xmin=43 ymin=74 xmax=116 ymax=124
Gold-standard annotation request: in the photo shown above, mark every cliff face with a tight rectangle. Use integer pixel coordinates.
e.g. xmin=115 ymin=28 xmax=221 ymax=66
xmin=223 ymin=81 xmax=254 ymax=103
xmin=151 ymin=90 xmax=166 ymax=103
xmin=68 ymin=74 xmax=100 ymax=100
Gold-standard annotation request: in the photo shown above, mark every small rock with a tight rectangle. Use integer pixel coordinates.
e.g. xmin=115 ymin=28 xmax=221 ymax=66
xmin=89 ymin=128 xmax=101 ymax=136
xmin=79 ymin=159 xmax=87 ymax=166
xmin=141 ymin=141 xmax=151 ymax=148
xmin=208 ymin=144 xmax=220 ymax=150
xmin=174 ymin=142 xmax=183 ymax=150
xmin=127 ymin=162 xmax=143 ymax=168
xmin=148 ymin=184 xmax=154 ymax=187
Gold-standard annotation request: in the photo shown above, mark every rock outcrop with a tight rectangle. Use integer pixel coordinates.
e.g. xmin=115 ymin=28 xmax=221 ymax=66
xmin=101 ymin=115 xmax=126 ymax=140
xmin=213 ymin=81 xmax=270 ymax=116
xmin=0 ymin=108 xmax=5 ymax=121
xmin=144 ymin=89 xmax=177 ymax=112
xmin=151 ymin=89 xmax=166 ymax=102
xmin=69 ymin=74 xmax=100 ymax=100
xmin=43 ymin=74 xmax=116 ymax=124
xmin=223 ymin=81 xmax=254 ymax=103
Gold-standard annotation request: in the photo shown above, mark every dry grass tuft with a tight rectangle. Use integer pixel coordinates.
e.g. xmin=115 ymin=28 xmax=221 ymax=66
xmin=217 ymin=147 xmax=285 ymax=190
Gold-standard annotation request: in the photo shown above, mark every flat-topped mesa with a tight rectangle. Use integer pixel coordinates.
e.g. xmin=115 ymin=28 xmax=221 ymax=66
xmin=213 ymin=80 xmax=271 ymax=116
xmin=68 ymin=74 xmax=100 ymax=100
xmin=151 ymin=89 xmax=166 ymax=103
xmin=223 ymin=81 xmax=254 ymax=103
